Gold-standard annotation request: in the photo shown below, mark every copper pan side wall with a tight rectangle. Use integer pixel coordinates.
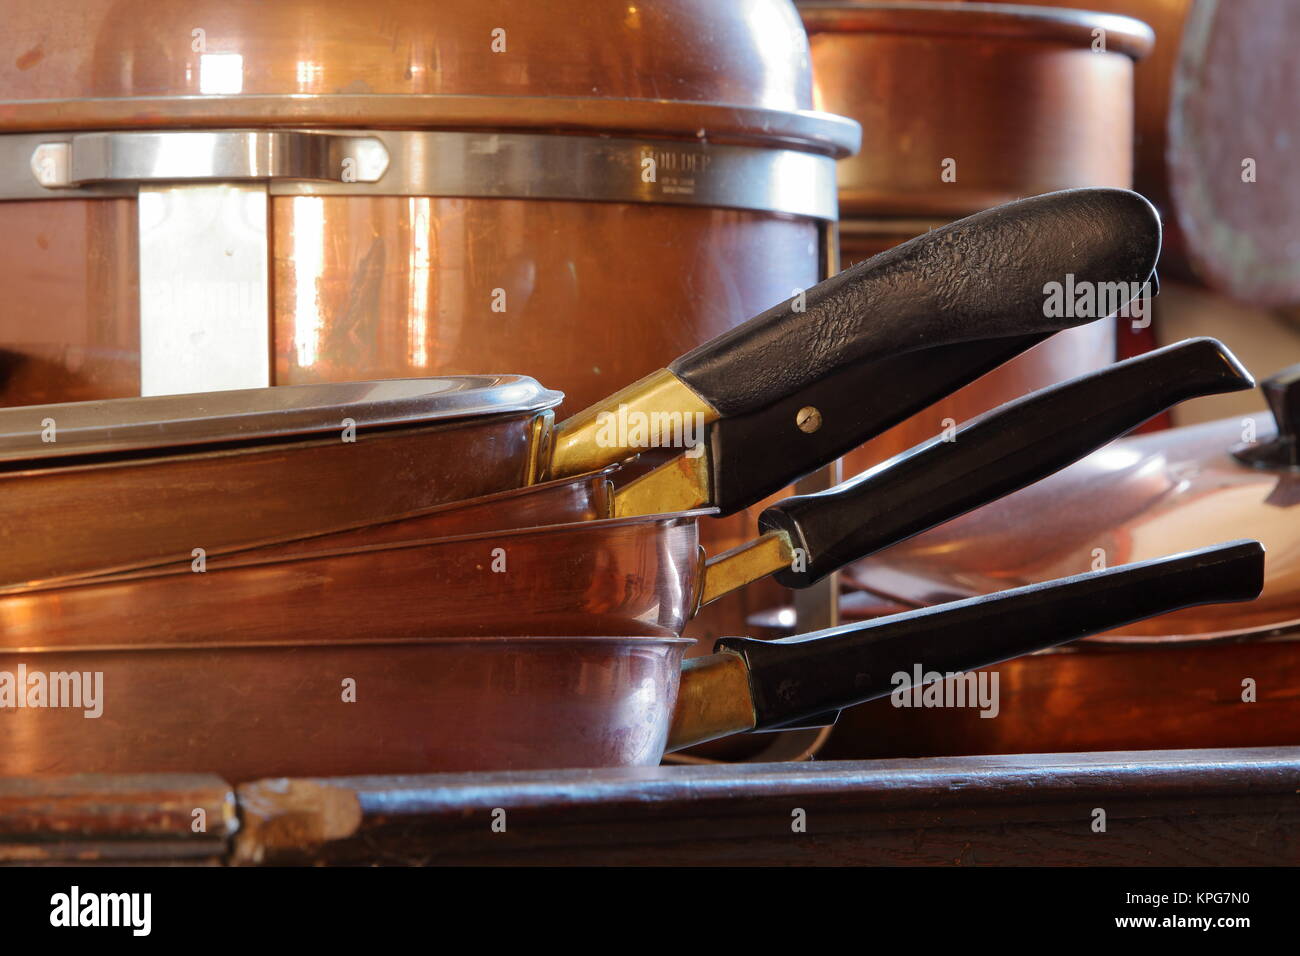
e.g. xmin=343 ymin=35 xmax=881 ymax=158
xmin=0 ymin=198 xmax=140 ymax=404
xmin=0 ymin=640 xmax=686 ymax=780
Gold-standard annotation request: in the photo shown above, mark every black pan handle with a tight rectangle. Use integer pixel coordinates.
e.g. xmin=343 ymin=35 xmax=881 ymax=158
xmin=719 ymin=540 xmax=1266 ymax=732
xmin=669 ymin=188 xmax=1161 ymax=417
xmin=761 ymin=337 xmax=1254 ymax=587
xmin=705 ymin=333 xmax=1047 ymax=515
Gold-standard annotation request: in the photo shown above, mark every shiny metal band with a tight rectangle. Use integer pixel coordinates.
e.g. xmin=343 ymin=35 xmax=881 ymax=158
xmin=0 ymin=128 xmax=840 ymax=219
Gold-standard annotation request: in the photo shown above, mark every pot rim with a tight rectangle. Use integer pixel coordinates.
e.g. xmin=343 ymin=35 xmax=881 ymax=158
xmin=0 ymin=375 xmax=561 ymax=465
xmin=0 ymin=94 xmax=863 ymax=158
xmin=0 ymin=634 xmax=698 ymax=656
xmin=798 ymin=0 xmax=1154 ymax=59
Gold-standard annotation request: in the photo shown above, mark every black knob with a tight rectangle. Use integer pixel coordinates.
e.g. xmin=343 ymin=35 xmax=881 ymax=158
xmin=1234 ymin=363 xmax=1300 ymax=470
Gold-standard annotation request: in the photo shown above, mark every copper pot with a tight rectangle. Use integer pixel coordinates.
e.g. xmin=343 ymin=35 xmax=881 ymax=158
xmin=0 ymin=0 xmax=855 ymax=411
xmin=798 ymin=2 xmax=1153 ymax=473
xmin=799 ymin=1 xmax=1153 ymax=217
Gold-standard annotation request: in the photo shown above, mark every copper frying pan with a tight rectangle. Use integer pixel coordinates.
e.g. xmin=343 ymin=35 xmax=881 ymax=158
xmin=0 ymin=542 xmax=1263 ymax=780
xmin=847 ymin=360 xmax=1300 ymax=641
xmin=0 ymin=337 xmax=1252 ymax=649
xmin=0 ymin=188 xmax=1161 ymax=588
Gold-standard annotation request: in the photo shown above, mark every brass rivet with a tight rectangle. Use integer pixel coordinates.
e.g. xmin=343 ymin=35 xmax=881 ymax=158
xmin=796 ymin=406 xmax=822 ymax=433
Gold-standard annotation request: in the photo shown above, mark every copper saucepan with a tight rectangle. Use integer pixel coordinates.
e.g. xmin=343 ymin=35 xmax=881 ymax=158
xmin=0 ymin=188 xmax=1161 ymax=587
xmin=0 ymin=0 xmax=857 ymax=409
xmin=0 ymin=542 xmax=1263 ymax=780
xmin=0 ymin=337 xmax=1252 ymax=648
xmin=846 ymin=360 xmax=1300 ymax=641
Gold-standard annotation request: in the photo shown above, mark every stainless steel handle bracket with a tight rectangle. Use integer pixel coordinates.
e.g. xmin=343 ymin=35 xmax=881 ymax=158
xmin=29 ymin=130 xmax=389 ymax=189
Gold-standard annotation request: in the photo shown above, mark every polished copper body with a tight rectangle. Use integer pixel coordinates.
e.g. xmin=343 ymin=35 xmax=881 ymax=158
xmin=0 ymin=637 xmax=695 ymax=780
xmin=800 ymin=1 xmax=1153 ymax=217
xmin=0 ymin=0 xmax=848 ymax=409
xmin=1 ymin=512 xmax=709 ymax=648
xmin=0 ymin=412 xmax=545 ymax=587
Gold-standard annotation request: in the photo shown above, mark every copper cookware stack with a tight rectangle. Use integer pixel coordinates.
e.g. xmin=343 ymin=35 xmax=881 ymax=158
xmin=0 ymin=1 xmax=1277 ymax=782
xmin=798 ymin=1 xmax=1155 ymax=472
xmin=5 ymin=186 xmax=1256 ymax=781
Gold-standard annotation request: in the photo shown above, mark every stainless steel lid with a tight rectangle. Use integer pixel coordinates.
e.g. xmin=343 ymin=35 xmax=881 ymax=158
xmin=0 ymin=375 xmax=561 ymax=463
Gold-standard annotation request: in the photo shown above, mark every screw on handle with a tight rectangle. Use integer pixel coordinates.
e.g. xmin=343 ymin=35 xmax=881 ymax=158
xmin=703 ymin=333 xmax=1048 ymax=515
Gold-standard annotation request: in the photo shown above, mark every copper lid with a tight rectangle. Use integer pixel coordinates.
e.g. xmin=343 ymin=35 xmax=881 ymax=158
xmin=0 ymin=0 xmax=860 ymax=155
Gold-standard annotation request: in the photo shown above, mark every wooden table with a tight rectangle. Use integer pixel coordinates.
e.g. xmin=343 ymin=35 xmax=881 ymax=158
xmin=3 ymin=748 xmax=1297 ymax=866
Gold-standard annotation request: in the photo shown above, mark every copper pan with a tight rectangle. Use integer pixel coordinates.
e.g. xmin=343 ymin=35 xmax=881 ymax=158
xmin=0 ymin=337 xmax=1253 ymax=650
xmin=847 ymin=359 xmax=1300 ymax=641
xmin=0 ymin=189 xmax=1163 ymax=588
xmin=0 ymin=542 xmax=1263 ymax=780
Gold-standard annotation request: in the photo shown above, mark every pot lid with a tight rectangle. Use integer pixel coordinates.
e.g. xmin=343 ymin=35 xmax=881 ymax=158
xmin=797 ymin=1 xmax=1154 ymax=59
xmin=0 ymin=375 xmax=561 ymax=465
xmin=0 ymin=0 xmax=860 ymax=156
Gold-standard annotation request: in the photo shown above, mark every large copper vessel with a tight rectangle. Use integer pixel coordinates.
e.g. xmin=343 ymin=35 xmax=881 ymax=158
xmin=0 ymin=0 xmax=856 ymax=408
xmin=799 ymin=1 xmax=1153 ymax=470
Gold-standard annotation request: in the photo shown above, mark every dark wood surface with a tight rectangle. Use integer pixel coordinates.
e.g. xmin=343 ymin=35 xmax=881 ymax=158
xmin=233 ymin=747 xmax=1300 ymax=866
xmin=0 ymin=773 xmax=235 ymax=865
xmin=4 ymin=749 xmax=1296 ymax=866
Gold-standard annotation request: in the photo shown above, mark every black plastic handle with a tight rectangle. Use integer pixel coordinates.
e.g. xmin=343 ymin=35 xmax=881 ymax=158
xmin=760 ymin=337 xmax=1254 ymax=587
xmin=705 ymin=333 xmax=1048 ymax=515
xmin=669 ymin=188 xmax=1161 ymax=417
xmin=718 ymin=540 xmax=1266 ymax=732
